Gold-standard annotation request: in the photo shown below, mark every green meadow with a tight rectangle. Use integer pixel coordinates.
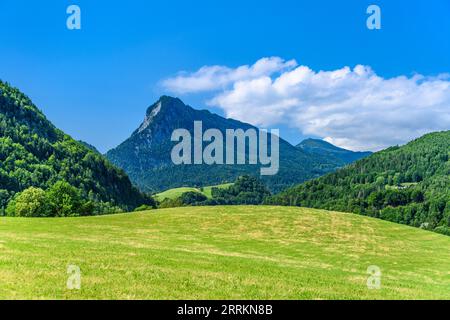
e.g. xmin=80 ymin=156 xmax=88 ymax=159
xmin=0 ymin=206 xmax=449 ymax=300
xmin=154 ymin=183 xmax=233 ymax=201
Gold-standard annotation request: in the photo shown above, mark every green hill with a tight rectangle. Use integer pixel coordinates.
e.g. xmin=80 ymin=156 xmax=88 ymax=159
xmin=1 ymin=206 xmax=449 ymax=299
xmin=155 ymin=187 xmax=202 ymax=201
xmin=0 ymin=81 xmax=153 ymax=214
xmin=269 ymin=131 xmax=450 ymax=235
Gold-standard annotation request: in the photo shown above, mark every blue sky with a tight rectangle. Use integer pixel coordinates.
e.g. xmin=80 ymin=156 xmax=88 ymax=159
xmin=0 ymin=0 xmax=449 ymax=152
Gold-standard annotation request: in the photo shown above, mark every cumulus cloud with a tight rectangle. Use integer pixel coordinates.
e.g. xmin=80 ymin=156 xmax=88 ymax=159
xmin=162 ymin=58 xmax=450 ymax=151
xmin=162 ymin=57 xmax=297 ymax=94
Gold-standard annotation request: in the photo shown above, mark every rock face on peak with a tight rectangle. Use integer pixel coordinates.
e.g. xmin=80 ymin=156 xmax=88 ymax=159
xmin=106 ymin=96 xmax=358 ymax=193
xmin=137 ymin=101 xmax=162 ymax=134
xmin=108 ymin=96 xmax=245 ymax=172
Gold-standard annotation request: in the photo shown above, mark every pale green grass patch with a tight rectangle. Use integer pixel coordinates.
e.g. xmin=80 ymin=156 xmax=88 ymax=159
xmin=154 ymin=183 xmax=233 ymax=201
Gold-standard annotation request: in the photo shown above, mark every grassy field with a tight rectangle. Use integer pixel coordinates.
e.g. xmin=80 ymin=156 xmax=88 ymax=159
xmin=0 ymin=206 xmax=449 ymax=300
xmin=154 ymin=183 xmax=233 ymax=201
xmin=154 ymin=187 xmax=200 ymax=201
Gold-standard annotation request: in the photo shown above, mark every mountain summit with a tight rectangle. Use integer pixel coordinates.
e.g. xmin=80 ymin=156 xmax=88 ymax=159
xmin=107 ymin=96 xmax=260 ymax=171
xmin=106 ymin=96 xmax=364 ymax=193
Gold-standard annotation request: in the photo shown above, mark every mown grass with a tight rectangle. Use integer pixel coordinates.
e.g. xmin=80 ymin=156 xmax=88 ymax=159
xmin=0 ymin=206 xmax=449 ymax=300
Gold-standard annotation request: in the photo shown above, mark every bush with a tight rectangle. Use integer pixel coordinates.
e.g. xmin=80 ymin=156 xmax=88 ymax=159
xmin=434 ymin=226 xmax=450 ymax=236
xmin=158 ymin=198 xmax=183 ymax=208
xmin=180 ymin=191 xmax=208 ymax=205
xmin=5 ymin=199 xmax=16 ymax=217
xmin=6 ymin=187 xmax=48 ymax=217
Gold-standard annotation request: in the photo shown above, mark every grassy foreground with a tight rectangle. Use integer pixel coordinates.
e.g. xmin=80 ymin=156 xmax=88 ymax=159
xmin=0 ymin=206 xmax=449 ymax=300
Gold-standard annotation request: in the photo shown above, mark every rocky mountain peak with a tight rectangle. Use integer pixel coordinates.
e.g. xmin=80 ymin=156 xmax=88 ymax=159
xmin=136 ymin=96 xmax=187 ymax=134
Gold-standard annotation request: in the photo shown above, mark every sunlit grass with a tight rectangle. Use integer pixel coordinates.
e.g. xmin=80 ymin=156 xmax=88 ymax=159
xmin=0 ymin=206 xmax=449 ymax=300
xmin=154 ymin=183 xmax=233 ymax=201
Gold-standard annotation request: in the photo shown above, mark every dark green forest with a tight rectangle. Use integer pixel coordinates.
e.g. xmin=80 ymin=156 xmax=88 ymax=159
xmin=0 ymin=81 xmax=154 ymax=216
xmin=267 ymin=131 xmax=450 ymax=235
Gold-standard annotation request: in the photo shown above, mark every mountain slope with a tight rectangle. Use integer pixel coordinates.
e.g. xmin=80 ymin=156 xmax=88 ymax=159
xmin=268 ymin=131 xmax=450 ymax=234
xmin=0 ymin=81 xmax=152 ymax=212
xmin=78 ymin=140 xmax=101 ymax=154
xmin=297 ymin=138 xmax=372 ymax=164
xmin=106 ymin=96 xmax=345 ymax=193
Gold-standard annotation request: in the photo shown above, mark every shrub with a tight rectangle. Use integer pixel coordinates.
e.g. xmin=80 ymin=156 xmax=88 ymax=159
xmin=6 ymin=187 xmax=48 ymax=217
xmin=159 ymin=198 xmax=183 ymax=208
xmin=180 ymin=191 xmax=208 ymax=205
xmin=434 ymin=226 xmax=450 ymax=236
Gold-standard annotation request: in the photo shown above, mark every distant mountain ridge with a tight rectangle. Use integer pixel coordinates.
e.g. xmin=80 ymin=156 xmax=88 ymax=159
xmin=297 ymin=138 xmax=372 ymax=164
xmin=106 ymin=96 xmax=365 ymax=193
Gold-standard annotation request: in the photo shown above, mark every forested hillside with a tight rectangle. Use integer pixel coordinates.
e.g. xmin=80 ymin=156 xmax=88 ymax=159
xmin=0 ymin=81 xmax=154 ymax=216
xmin=268 ymin=131 xmax=450 ymax=235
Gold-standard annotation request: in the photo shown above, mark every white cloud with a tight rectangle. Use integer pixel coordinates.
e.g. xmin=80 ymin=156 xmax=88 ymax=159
xmin=162 ymin=58 xmax=450 ymax=151
xmin=162 ymin=57 xmax=297 ymax=94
